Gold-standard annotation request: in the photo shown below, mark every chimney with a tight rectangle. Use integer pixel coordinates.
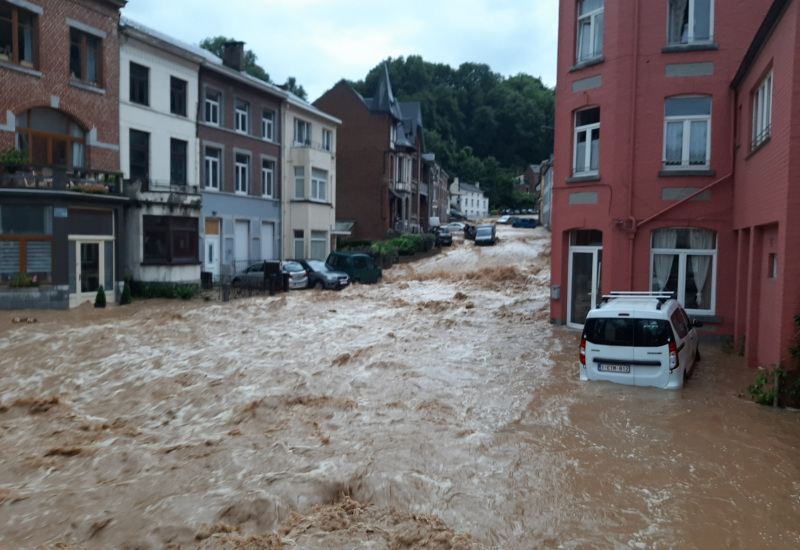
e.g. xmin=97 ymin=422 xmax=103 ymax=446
xmin=222 ymin=41 xmax=245 ymax=71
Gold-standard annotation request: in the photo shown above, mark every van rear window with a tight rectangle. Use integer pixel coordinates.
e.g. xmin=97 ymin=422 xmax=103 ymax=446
xmin=584 ymin=318 xmax=672 ymax=347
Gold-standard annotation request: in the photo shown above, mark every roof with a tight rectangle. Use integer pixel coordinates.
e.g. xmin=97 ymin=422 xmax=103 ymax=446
xmin=731 ymin=0 xmax=792 ymax=89
xmin=459 ymin=182 xmax=484 ymax=195
xmin=120 ymin=17 xmax=210 ymax=64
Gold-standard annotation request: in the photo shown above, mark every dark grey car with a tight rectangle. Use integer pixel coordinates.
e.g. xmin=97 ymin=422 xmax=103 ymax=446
xmin=294 ymin=259 xmax=350 ymax=290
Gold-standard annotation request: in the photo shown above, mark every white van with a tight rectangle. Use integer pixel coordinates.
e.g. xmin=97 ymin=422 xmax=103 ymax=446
xmin=579 ymin=292 xmax=703 ymax=389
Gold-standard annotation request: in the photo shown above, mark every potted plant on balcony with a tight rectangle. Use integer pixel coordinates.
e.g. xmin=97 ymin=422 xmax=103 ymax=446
xmin=0 ymin=148 xmax=28 ymax=174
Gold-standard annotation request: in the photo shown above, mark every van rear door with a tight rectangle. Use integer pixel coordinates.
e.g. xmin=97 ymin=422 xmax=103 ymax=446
xmin=631 ymin=318 xmax=673 ymax=388
xmin=583 ymin=317 xmax=635 ymax=385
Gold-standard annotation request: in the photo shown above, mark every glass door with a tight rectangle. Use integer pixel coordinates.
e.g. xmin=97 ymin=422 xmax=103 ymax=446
xmin=80 ymin=242 xmax=100 ymax=293
xmin=568 ymin=247 xmax=602 ymax=328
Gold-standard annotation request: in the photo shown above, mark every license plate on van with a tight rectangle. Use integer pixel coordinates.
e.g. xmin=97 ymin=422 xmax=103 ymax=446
xmin=598 ymin=364 xmax=631 ymax=373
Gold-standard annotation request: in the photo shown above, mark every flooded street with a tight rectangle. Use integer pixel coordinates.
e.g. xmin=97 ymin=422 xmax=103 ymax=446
xmin=1 ymin=226 xmax=798 ymax=549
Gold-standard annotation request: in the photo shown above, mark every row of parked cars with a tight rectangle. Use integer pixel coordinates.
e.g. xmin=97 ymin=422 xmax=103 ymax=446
xmin=231 ymin=252 xmax=383 ymax=291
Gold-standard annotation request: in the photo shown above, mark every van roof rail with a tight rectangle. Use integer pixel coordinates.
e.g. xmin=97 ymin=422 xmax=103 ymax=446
xmin=601 ymin=291 xmax=674 ymax=308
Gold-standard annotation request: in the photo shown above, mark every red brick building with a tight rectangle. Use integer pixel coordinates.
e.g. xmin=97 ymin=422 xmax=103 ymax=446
xmin=315 ymin=66 xmax=443 ymax=241
xmin=550 ymin=0 xmax=799 ymax=367
xmin=1 ymin=0 xmax=127 ymax=309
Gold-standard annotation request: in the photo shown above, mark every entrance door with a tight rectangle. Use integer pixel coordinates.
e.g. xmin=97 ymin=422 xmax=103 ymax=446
xmin=204 ymin=218 xmax=220 ymax=279
xmin=261 ymin=222 xmax=274 ymax=260
xmin=234 ymin=220 xmax=249 ymax=270
xmin=71 ymin=239 xmax=108 ymax=307
xmin=568 ymin=247 xmax=603 ymax=328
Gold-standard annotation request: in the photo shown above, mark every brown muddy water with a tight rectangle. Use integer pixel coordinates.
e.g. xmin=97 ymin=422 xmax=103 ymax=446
xmin=0 ymin=227 xmax=798 ymax=549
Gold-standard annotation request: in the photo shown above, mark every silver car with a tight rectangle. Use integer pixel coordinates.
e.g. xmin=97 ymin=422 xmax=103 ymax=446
xmin=282 ymin=260 xmax=309 ymax=290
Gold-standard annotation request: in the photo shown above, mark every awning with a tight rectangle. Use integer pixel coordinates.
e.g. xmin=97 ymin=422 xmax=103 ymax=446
xmin=332 ymin=220 xmax=355 ymax=236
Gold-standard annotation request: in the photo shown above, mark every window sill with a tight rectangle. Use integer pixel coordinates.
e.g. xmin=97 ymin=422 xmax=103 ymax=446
xmin=566 ymin=174 xmax=601 ymax=183
xmin=658 ymin=169 xmax=715 ymax=177
xmin=0 ymin=60 xmax=42 ymax=77
xmin=569 ymin=56 xmax=605 ymax=72
xmin=70 ymin=80 xmax=106 ymax=95
xmin=662 ymin=43 xmax=719 ymax=53
xmin=745 ymin=136 xmax=771 ymax=159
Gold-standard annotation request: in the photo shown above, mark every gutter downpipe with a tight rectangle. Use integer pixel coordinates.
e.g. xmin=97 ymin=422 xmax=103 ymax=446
xmin=626 ymin=0 xmax=642 ymax=290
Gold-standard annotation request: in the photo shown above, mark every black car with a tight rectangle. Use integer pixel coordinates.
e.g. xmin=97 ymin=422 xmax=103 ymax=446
xmin=293 ymin=259 xmax=350 ymax=290
xmin=435 ymin=229 xmax=453 ymax=247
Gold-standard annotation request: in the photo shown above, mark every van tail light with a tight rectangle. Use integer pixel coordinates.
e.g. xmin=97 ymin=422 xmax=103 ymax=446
xmin=579 ymin=337 xmax=586 ymax=366
xmin=669 ymin=340 xmax=679 ymax=371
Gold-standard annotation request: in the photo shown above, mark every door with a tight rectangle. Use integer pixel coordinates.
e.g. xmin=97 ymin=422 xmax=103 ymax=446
xmin=568 ymin=247 xmax=602 ymax=328
xmin=234 ymin=220 xmax=249 ymax=270
xmin=261 ymin=222 xmax=274 ymax=260
xmin=71 ymin=239 xmax=109 ymax=307
xmin=205 ymin=218 xmax=220 ymax=279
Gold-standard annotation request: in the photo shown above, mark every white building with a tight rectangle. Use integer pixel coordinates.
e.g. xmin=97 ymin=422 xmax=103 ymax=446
xmin=281 ymin=95 xmax=341 ymax=260
xmin=450 ymin=178 xmax=489 ymax=220
xmin=119 ymin=19 xmax=203 ymax=284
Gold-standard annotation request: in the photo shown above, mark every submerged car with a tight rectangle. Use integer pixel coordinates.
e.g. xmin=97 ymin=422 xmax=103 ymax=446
xmin=281 ymin=260 xmax=309 ymax=290
xmin=231 ymin=261 xmax=282 ymax=287
xmin=325 ymin=251 xmax=382 ymax=284
xmin=474 ymin=223 xmax=496 ymax=245
xmin=294 ymin=259 xmax=349 ymax=290
xmin=498 ymin=215 xmax=516 ymax=224
xmin=442 ymin=222 xmax=466 ymax=232
xmin=512 ymin=217 xmax=538 ymax=228
xmin=435 ymin=229 xmax=453 ymax=247
xmin=580 ymin=292 xmax=703 ymax=389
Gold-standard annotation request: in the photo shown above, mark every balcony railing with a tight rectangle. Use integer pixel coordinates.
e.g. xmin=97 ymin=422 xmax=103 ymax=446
xmin=395 ymin=182 xmax=410 ymax=192
xmin=292 ymin=139 xmax=333 ymax=154
xmin=133 ymin=178 xmax=200 ymax=196
xmin=0 ymin=162 xmax=125 ymax=196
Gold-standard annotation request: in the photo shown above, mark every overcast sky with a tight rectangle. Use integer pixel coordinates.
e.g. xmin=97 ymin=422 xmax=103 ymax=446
xmin=120 ymin=0 xmax=558 ymax=102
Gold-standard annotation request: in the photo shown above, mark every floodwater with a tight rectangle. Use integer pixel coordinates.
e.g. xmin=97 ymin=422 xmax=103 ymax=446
xmin=0 ymin=226 xmax=798 ymax=550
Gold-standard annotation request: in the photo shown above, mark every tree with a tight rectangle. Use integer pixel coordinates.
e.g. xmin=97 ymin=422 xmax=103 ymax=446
xmin=199 ymin=36 xmax=270 ymax=83
xmin=282 ymin=76 xmax=307 ymax=101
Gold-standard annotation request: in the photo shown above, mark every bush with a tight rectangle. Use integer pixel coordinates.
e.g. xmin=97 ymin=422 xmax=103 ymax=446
xmin=119 ymin=277 xmax=132 ymax=305
xmin=392 ymin=234 xmax=424 ymax=256
xmin=338 ymin=239 xmax=372 ymax=251
xmin=371 ymin=241 xmax=399 ymax=266
xmin=94 ymin=285 xmax=106 ymax=308
xmin=130 ymin=280 xmax=201 ymax=300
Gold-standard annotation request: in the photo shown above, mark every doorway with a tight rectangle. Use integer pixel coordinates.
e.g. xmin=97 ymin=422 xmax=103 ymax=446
xmin=567 ymin=230 xmax=603 ymax=328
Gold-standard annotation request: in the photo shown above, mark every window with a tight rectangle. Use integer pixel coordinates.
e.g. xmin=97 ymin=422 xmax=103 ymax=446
xmin=170 ymin=77 xmax=187 ymax=116
xmin=573 ymin=107 xmax=600 ymax=175
xmin=204 ymin=146 xmax=220 ymax=190
xmin=293 ymin=229 xmax=304 ymax=259
xmin=261 ymin=158 xmax=275 ymax=198
xmin=205 ymin=89 xmax=220 ymax=125
xmin=262 ymin=109 xmax=275 ymax=140
xmin=322 ymin=129 xmax=332 ymax=152
xmin=0 ymin=206 xmax=53 ymax=284
xmin=577 ymin=0 xmax=603 ymax=63
xmin=235 ymin=153 xmax=249 ymax=194
xmin=664 ymin=97 xmax=711 ymax=169
xmin=69 ymin=29 xmax=101 ymax=86
xmin=768 ymin=253 xmax=778 ymax=279
xmin=15 ymin=108 xmax=85 ymax=166
xmin=235 ymin=99 xmax=249 ymax=133
xmin=668 ymin=0 xmax=713 ymax=45
xmin=0 ymin=2 xmax=37 ymax=68
xmin=752 ymin=71 xmax=772 ymax=150
xmin=170 ymin=139 xmax=187 ymax=186
xmin=311 ymin=168 xmax=327 ymax=201
xmin=294 ymin=166 xmax=305 ymax=198
xmin=129 ymin=62 xmax=149 ymax=105
xmin=651 ymin=227 xmax=716 ymax=314
xmin=129 ymin=129 xmax=149 ymax=181
xmin=310 ymin=231 xmax=327 ymax=260
xmin=294 ymin=119 xmax=311 ymax=145
xmin=143 ymin=215 xmax=198 ymax=264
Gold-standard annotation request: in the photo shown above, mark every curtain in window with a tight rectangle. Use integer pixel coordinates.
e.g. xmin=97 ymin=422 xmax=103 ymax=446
xmin=87 ymin=47 xmax=97 ymax=83
xmin=689 ymin=121 xmax=707 ymax=165
xmin=653 ymin=229 xmax=677 ymax=291
xmin=668 ymin=0 xmax=689 ymax=44
xmin=593 ymin=13 xmax=604 ymax=57
xmin=665 ymin=122 xmax=682 ymax=165
xmin=578 ymin=20 xmax=592 ymax=61
xmin=689 ymin=228 xmax=714 ymax=306
xmin=590 ymin=129 xmax=599 ymax=171
xmin=575 ymin=132 xmax=587 ymax=172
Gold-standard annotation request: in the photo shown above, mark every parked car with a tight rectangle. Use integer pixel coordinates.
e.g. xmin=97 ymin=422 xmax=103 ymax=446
xmin=434 ymin=229 xmax=453 ymax=247
xmin=474 ymin=223 xmax=497 ymax=246
xmin=325 ymin=251 xmax=382 ymax=284
xmin=580 ymin=292 xmax=703 ymax=389
xmin=294 ymin=259 xmax=349 ymax=290
xmin=231 ymin=261 xmax=282 ymax=287
xmin=281 ymin=260 xmax=309 ymax=290
xmin=512 ymin=217 xmax=539 ymax=228
xmin=498 ymin=215 xmax=515 ymax=224
xmin=442 ymin=222 xmax=466 ymax=232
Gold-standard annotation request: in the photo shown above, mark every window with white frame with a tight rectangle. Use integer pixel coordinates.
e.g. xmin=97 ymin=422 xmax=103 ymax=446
xmin=651 ymin=227 xmax=716 ymax=314
xmin=311 ymin=168 xmax=328 ymax=202
xmin=294 ymin=118 xmax=311 ymax=145
xmin=293 ymin=229 xmax=304 ymax=259
xmin=310 ymin=231 xmax=327 ymax=260
xmin=235 ymin=99 xmax=249 ymax=133
xmin=262 ymin=109 xmax=275 ymax=141
xmin=663 ymin=96 xmax=711 ymax=169
xmin=204 ymin=146 xmax=220 ymax=190
xmin=577 ymin=0 xmax=603 ymax=63
xmin=573 ymin=107 xmax=600 ymax=175
xmin=322 ymin=129 xmax=332 ymax=152
xmin=235 ymin=153 xmax=249 ymax=194
xmin=261 ymin=158 xmax=275 ymax=198
xmin=668 ymin=0 xmax=713 ymax=45
xmin=294 ymin=166 xmax=305 ymax=198
xmin=752 ymin=71 xmax=772 ymax=150
xmin=205 ymin=89 xmax=221 ymax=125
